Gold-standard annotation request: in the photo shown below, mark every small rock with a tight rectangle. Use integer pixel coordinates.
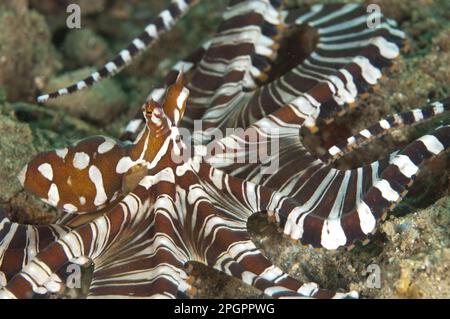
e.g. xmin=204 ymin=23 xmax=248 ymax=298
xmin=381 ymin=221 xmax=398 ymax=242
xmin=63 ymin=29 xmax=109 ymax=68
xmin=0 ymin=6 xmax=60 ymax=101
xmin=44 ymin=68 xmax=127 ymax=125
xmin=0 ymin=114 xmax=36 ymax=202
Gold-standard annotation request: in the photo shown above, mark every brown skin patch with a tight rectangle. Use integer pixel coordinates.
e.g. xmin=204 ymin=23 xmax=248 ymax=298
xmin=22 ymin=136 xmax=129 ymax=214
xmin=22 ymin=75 xmax=190 ymax=216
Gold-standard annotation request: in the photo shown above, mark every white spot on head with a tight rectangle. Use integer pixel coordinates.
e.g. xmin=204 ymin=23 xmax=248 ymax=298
xmin=47 ymin=183 xmax=60 ymax=206
xmin=98 ymin=137 xmax=116 ymax=154
xmin=116 ymin=156 xmax=135 ymax=174
xmin=55 ymin=148 xmax=68 ymax=160
xmin=17 ymin=164 xmax=28 ymax=186
xmin=88 ymin=166 xmax=108 ymax=206
xmin=79 ymin=196 xmax=86 ymax=205
xmin=73 ymin=152 xmax=90 ymax=170
xmin=38 ymin=163 xmax=53 ymax=181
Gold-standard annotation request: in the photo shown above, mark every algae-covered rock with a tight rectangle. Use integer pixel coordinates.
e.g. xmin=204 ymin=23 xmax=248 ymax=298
xmin=0 ymin=114 xmax=36 ymax=203
xmin=359 ymin=197 xmax=450 ymax=298
xmin=0 ymin=1 xmax=59 ymax=102
xmin=44 ymin=68 xmax=127 ymax=125
xmin=63 ymin=29 xmax=109 ymax=68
